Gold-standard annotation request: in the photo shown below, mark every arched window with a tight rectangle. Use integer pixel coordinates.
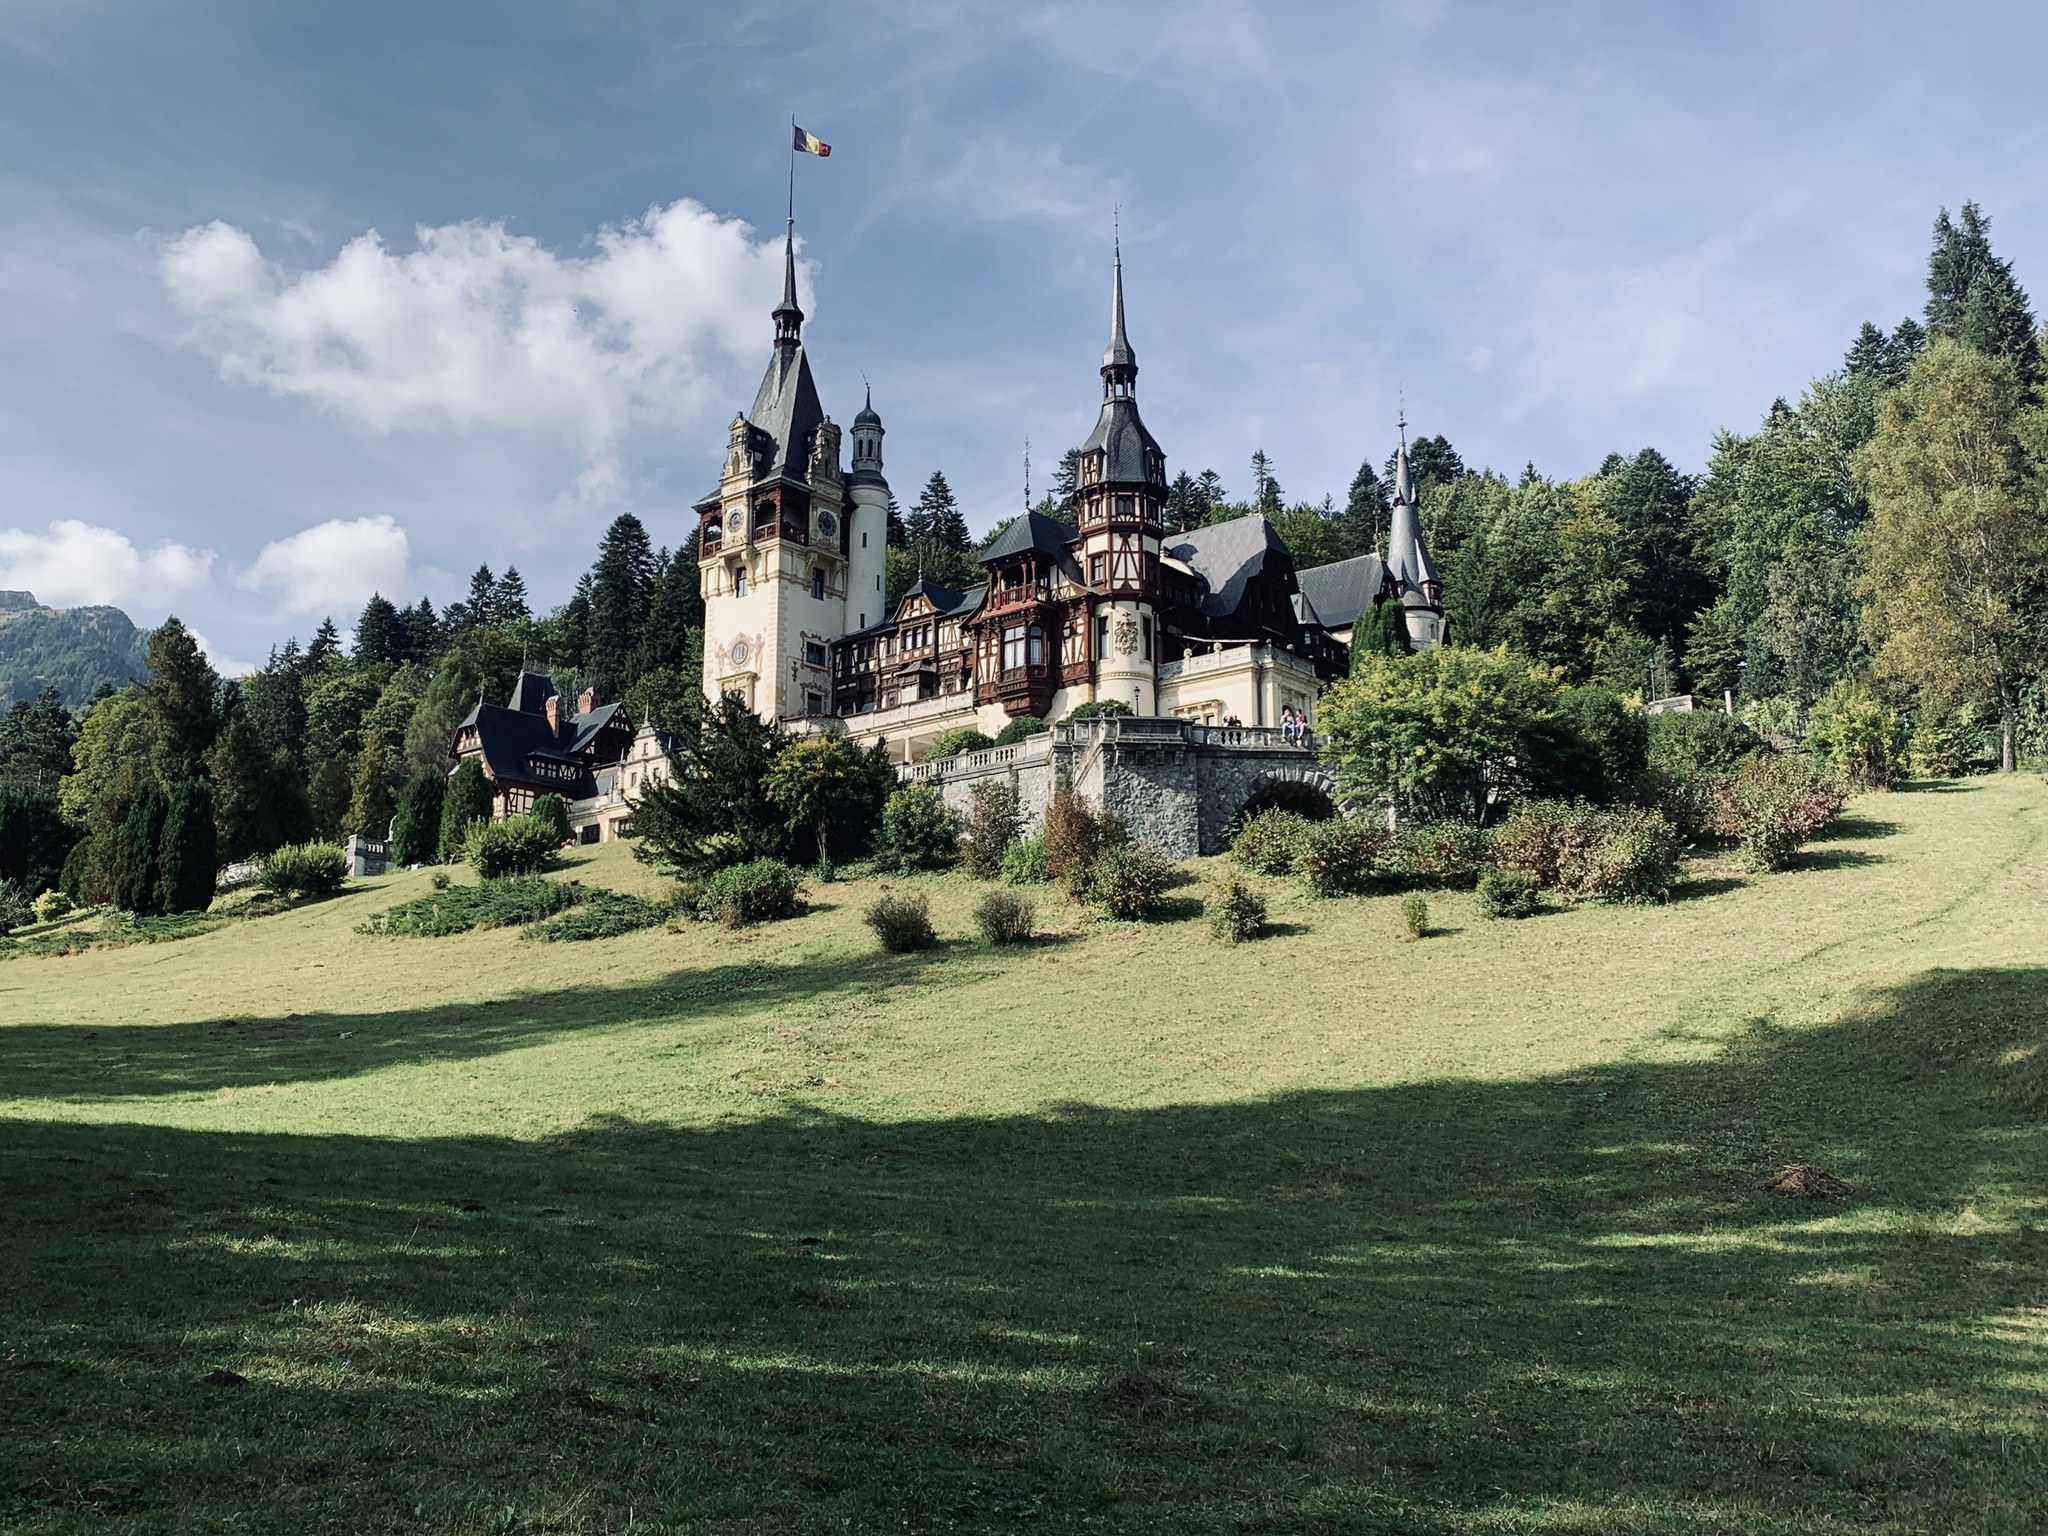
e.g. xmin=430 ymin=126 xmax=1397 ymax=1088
xmin=1027 ymin=624 xmax=1044 ymax=666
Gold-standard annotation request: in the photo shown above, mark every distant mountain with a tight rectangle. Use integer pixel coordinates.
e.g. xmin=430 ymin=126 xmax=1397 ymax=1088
xmin=0 ymin=591 xmax=149 ymax=707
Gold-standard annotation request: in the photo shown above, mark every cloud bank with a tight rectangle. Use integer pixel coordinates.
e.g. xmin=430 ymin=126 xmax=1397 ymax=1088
xmin=160 ymin=200 xmax=795 ymax=502
xmin=0 ymin=519 xmax=214 ymax=609
xmin=237 ymin=515 xmax=410 ymax=617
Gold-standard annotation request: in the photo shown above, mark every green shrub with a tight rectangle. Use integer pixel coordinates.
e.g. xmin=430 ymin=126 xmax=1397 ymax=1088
xmin=1488 ymin=801 xmax=1681 ymax=902
xmin=1001 ymin=834 xmax=1049 ymax=885
xmin=1045 ymin=788 xmax=1126 ymax=898
xmin=1476 ymin=867 xmax=1541 ymax=918
xmin=992 ymin=716 xmax=1048 ymax=746
xmin=973 ymin=888 xmax=1035 ymax=946
xmin=463 ymin=814 xmax=559 ymax=879
xmin=529 ymin=888 xmax=671 ymax=941
xmin=1806 ymin=679 xmax=1904 ymax=790
xmin=31 ymin=889 xmax=72 ymax=923
xmin=1207 ymin=875 xmax=1268 ymax=944
xmin=1645 ymin=709 xmax=1761 ymax=780
xmin=1088 ymin=844 xmax=1175 ymax=920
xmin=530 ymin=793 xmax=572 ymax=845
xmin=959 ymin=780 xmax=1023 ymax=879
xmin=699 ymin=859 xmax=804 ymax=927
xmin=1063 ymin=700 xmax=1132 ymax=722
xmin=929 ymin=728 xmax=994 ymax=759
xmin=359 ymin=875 xmax=578 ymax=937
xmin=1390 ymin=820 xmax=1487 ymax=888
xmin=429 ymin=870 xmax=451 ymax=891
xmin=865 ymin=890 xmax=935 ymax=952
xmin=259 ymin=841 xmax=349 ymax=899
xmin=1295 ymin=817 xmax=1390 ymax=897
xmin=1231 ymin=808 xmax=1309 ymax=875
xmin=1730 ymin=754 xmax=1847 ymax=873
xmin=872 ymin=785 xmax=959 ymax=873
xmin=439 ymin=758 xmax=494 ymax=859
xmin=0 ymin=878 xmax=31 ymax=936
xmin=392 ymin=767 xmax=446 ymax=866
xmin=1397 ymin=892 xmax=1429 ymax=940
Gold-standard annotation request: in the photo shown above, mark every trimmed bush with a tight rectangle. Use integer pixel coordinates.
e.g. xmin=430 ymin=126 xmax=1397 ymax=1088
xmin=973 ymin=888 xmax=1035 ymax=946
xmin=699 ymin=859 xmax=804 ymax=927
xmin=1645 ymin=709 xmax=1761 ymax=780
xmin=1207 ymin=875 xmax=1268 ymax=944
xmin=1397 ymin=892 xmax=1429 ymax=940
xmin=1063 ymin=700 xmax=1132 ymax=722
xmin=1476 ymin=867 xmax=1542 ymax=919
xmin=1295 ymin=817 xmax=1390 ymax=898
xmin=929 ymin=728 xmax=994 ymax=759
xmin=359 ymin=875 xmax=577 ymax=937
xmin=1001 ymin=834 xmax=1049 ymax=885
xmin=529 ymin=888 xmax=671 ymax=941
xmin=259 ymin=841 xmax=348 ymax=899
xmin=873 ymin=785 xmax=958 ymax=873
xmin=1231 ymin=808 xmax=1309 ymax=875
xmin=392 ymin=767 xmax=446 ymax=866
xmin=530 ymin=793 xmax=571 ymax=846
xmin=1088 ymin=844 xmax=1175 ymax=920
xmin=1391 ymin=821 xmax=1488 ymax=888
xmin=992 ymin=716 xmax=1048 ymax=746
xmin=32 ymin=889 xmax=72 ymax=923
xmin=959 ymin=780 xmax=1023 ymax=879
xmin=1730 ymin=754 xmax=1847 ymax=873
xmin=429 ymin=870 xmax=451 ymax=891
xmin=463 ymin=814 xmax=560 ymax=879
xmin=865 ymin=890 xmax=935 ymax=952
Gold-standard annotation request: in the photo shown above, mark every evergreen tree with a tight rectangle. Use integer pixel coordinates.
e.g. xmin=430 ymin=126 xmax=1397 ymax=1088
xmin=914 ymin=472 xmax=970 ymax=551
xmin=885 ymin=494 xmax=906 ymax=549
xmin=391 ymin=767 xmax=446 ymax=865
xmin=0 ymin=687 xmax=77 ymax=791
xmin=1350 ymin=600 xmax=1413 ymax=667
xmin=98 ymin=779 xmax=168 ymax=913
xmin=585 ymin=514 xmax=655 ymax=699
xmin=353 ymin=594 xmax=404 ymax=665
xmin=1197 ymin=469 xmax=1226 ymax=514
xmin=306 ymin=618 xmax=342 ymax=669
xmin=0 ymin=785 xmax=73 ymax=895
xmin=493 ymin=567 xmax=531 ymax=626
xmin=153 ymin=778 xmax=217 ymax=914
xmin=438 ymin=757 xmax=494 ymax=856
xmin=243 ymin=642 xmax=308 ymax=762
xmin=1250 ymin=450 xmax=1283 ymax=515
xmin=307 ymin=755 xmax=352 ymax=841
xmin=1164 ymin=471 xmax=1206 ymax=532
xmin=1342 ymin=460 xmax=1390 ymax=557
xmin=1389 ymin=435 xmax=1467 ymax=494
xmin=345 ymin=729 xmax=395 ymax=839
xmin=464 ymin=565 xmax=498 ymax=626
xmin=1925 ymin=202 xmax=2042 ymax=392
xmin=143 ymin=617 xmax=219 ymax=780
xmin=206 ymin=710 xmax=276 ymax=862
xmin=1052 ymin=448 xmax=1083 ymax=521
xmin=628 ymin=694 xmax=790 ymax=874
xmin=400 ymin=599 xmax=441 ymax=663
xmin=636 ymin=546 xmax=703 ymax=676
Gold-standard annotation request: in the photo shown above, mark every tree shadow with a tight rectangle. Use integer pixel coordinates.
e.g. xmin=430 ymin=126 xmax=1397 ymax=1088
xmin=1789 ymin=846 xmax=1886 ymax=872
xmin=4 ymin=967 xmax=2046 ymax=1532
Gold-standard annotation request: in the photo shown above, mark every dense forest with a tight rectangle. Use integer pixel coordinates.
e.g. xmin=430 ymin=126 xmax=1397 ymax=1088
xmin=2 ymin=201 xmax=2041 ymax=914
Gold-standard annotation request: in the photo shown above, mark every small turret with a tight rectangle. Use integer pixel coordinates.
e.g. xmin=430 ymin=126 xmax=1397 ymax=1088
xmin=1384 ymin=428 xmax=1445 ymax=649
xmin=772 ymin=225 xmax=803 ymax=352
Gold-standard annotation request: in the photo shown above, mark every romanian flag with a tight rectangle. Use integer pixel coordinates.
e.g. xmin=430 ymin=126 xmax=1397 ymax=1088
xmin=793 ymin=125 xmax=831 ymax=157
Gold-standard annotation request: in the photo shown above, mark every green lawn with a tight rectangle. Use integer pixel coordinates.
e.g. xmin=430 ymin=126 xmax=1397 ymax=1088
xmin=3 ymin=779 xmax=2045 ymax=1534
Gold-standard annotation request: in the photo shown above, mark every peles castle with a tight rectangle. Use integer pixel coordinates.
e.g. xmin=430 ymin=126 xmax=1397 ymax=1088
xmin=694 ymin=230 xmax=1444 ymax=770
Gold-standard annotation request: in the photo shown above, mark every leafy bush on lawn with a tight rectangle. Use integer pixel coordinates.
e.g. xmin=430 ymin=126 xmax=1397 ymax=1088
xmin=1397 ymin=893 xmax=1429 ymax=940
xmin=528 ymin=888 xmax=672 ymax=941
xmin=1231 ymin=809 xmax=1309 ymax=875
xmin=865 ymin=891 xmax=935 ymax=952
xmin=697 ymin=859 xmax=805 ymax=927
xmin=1206 ymin=875 xmax=1268 ymax=944
xmin=360 ymin=876 xmax=578 ymax=937
xmin=872 ymin=785 xmax=959 ymax=873
xmin=1088 ymin=844 xmax=1176 ymax=920
xmin=1487 ymin=801 xmax=1681 ymax=903
xmin=31 ymin=889 xmax=72 ymax=923
xmin=1729 ymin=754 xmax=1848 ymax=872
xmin=959 ymin=780 xmax=1023 ymax=879
xmin=973 ymin=888 xmax=1035 ymax=946
xmin=1475 ymin=867 xmax=1542 ymax=919
xmin=1045 ymin=789 xmax=1127 ymax=898
xmin=1389 ymin=820 xmax=1488 ymax=888
xmin=463 ymin=814 xmax=560 ymax=879
xmin=1000 ymin=834 xmax=1049 ymax=885
xmin=260 ymin=841 xmax=349 ymax=899
xmin=530 ymin=793 xmax=572 ymax=845
xmin=1295 ymin=817 xmax=1390 ymax=897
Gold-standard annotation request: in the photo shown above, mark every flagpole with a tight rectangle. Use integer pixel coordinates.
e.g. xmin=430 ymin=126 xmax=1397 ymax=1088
xmin=787 ymin=115 xmax=796 ymax=237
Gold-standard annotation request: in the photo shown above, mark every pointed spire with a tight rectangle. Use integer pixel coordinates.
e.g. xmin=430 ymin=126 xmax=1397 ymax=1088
xmin=1103 ymin=238 xmax=1135 ymax=373
xmin=772 ymin=223 xmax=803 ymax=350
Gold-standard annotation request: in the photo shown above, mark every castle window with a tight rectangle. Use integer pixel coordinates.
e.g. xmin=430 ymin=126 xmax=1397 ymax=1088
xmin=805 ymin=691 xmax=825 ymax=716
xmin=1002 ymin=625 xmax=1025 ymax=671
xmin=811 ymin=569 xmax=825 ymax=600
xmin=1116 ymin=494 xmax=1134 ymax=519
xmin=1028 ymin=624 xmax=1045 ymax=666
xmin=804 ymin=641 xmax=826 ymax=667
xmin=862 ymin=531 xmax=868 ymax=548
xmin=1097 ymin=615 xmax=1111 ymax=659
xmin=1089 ymin=553 xmax=1105 ymax=585
xmin=1141 ymin=618 xmax=1152 ymax=660
xmin=732 ymin=566 xmax=747 ymax=596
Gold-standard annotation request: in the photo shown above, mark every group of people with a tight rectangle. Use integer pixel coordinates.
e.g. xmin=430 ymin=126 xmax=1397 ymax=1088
xmin=1279 ymin=707 xmax=1312 ymax=745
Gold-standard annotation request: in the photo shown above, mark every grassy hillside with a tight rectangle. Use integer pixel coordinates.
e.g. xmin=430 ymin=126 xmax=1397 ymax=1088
xmin=2 ymin=778 xmax=2045 ymax=1533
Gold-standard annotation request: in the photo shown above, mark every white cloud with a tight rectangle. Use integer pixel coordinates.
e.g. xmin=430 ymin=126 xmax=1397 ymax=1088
xmin=160 ymin=201 xmax=794 ymax=503
xmin=0 ymin=518 xmax=214 ymax=608
xmin=237 ymin=515 xmax=410 ymax=617
xmin=187 ymin=630 xmax=258 ymax=678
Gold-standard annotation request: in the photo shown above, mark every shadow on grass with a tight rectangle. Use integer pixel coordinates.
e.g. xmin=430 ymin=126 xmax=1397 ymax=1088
xmin=1790 ymin=846 xmax=1887 ymax=872
xmin=4 ymin=967 xmax=2046 ymax=1532
xmin=0 ymin=946 xmax=965 ymax=1101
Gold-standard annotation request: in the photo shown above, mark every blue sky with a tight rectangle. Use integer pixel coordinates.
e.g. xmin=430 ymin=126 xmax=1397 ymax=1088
xmin=2 ymin=1 xmax=2045 ymax=669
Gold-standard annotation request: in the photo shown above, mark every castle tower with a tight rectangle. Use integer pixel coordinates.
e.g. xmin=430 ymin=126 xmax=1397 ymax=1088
xmin=1385 ymin=431 xmax=1445 ymax=649
xmin=1073 ymin=242 xmax=1168 ymax=714
xmin=696 ymin=226 xmax=848 ymax=720
xmin=845 ymin=387 xmax=891 ymax=633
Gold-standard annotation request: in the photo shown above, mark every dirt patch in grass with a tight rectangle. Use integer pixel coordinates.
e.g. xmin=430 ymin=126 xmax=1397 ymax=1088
xmin=1755 ymin=1163 xmax=1854 ymax=1198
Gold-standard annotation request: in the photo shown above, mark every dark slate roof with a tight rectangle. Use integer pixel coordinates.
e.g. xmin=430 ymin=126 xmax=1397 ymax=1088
xmin=853 ymin=386 xmax=881 ymax=429
xmin=456 ymin=703 xmax=591 ymax=789
xmin=507 ymin=670 xmax=556 ymax=713
xmin=895 ymin=578 xmax=985 ymax=618
xmin=1164 ymin=514 xmax=1293 ymax=619
xmin=1078 ymin=397 xmax=1162 ymax=484
xmin=1103 ymin=246 xmax=1136 ymax=371
xmin=1294 ymin=554 xmax=1387 ymax=631
xmin=748 ymin=343 xmax=825 ymax=484
xmin=979 ymin=509 xmax=1076 ymax=563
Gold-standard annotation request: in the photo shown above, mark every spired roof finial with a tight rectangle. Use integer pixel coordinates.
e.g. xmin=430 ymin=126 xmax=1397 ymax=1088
xmin=772 ymin=223 xmax=803 ymax=348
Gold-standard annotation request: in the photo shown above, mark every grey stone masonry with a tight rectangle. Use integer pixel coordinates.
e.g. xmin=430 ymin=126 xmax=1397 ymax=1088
xmin=897 ymin=717 xmax=1338 ymax=857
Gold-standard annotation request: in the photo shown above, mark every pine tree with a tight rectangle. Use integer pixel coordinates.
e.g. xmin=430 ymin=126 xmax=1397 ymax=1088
xmin=493 ymin=567 xmax=530 ymax=625
xmin=1350 ymin=600 xmax=1413 ymax=667
xmin=1197 ymin=470 xmax=1226 ymax=516
xmin=307 ymin=755 xmax=352 ymax=841
xmin=206 ymin=710 xmax=275 ymax=862
xmin=636 ymin=547 xmax=703 ymax=677
xmin=1342 ymin=461 xmax=1390 ymax=557
xmin=1389 ymin=435 xmax=1467 ymax=495
xmin=585 ymin=515 xmax=655 ymax=700
xmin=144 ymin=617 xmax=219 ymax=780
xmin=1926 ymin=202 xmax=2041 ymax=392
xmin=306 ymin=618 xmax=342 ymax=669
xmin=243 ymin=642 xmax=308 ymax=762
xmin=885 ymin=494 xmax=906 ymax=549
xmin=401 ymin=599 xmax=441 ymax=663
xmin=345 ymin=729 xmax=395 ymax=839
xmin=1250 ymin=451 xmax=1283 ymax=515
xmin=153 ymin=778 xmax=217 ymax=914
xmin=439 ymin=757 xmax=494 ymax=856
xmin=0 ymin=687 xmax=77 ymax=791
xmin=1052 ymin=448 xmax=1083 ymax=520
xmin=912 ymin=472 xmax=969 ymax=552
xmin=97 ymin=779 xmax=168 ymax=913
xmin=353 ymin=594 xmax=404 ymax=665
xmin=391 ymin=766 xmax=446 ymax=865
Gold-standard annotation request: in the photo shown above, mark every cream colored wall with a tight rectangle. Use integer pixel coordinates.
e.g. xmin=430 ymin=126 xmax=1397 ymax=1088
xmin=1156 ymin=643 xmax=1322 ymax=728
xmin=700 ymin=478 xmax=847 ymax=722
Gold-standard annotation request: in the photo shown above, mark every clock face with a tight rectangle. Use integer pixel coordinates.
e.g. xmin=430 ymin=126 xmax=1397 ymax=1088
xmin=729 ymin=640 xmax=749 ymax=665
xmin=816 ymin=510 xmax=838 ymax=537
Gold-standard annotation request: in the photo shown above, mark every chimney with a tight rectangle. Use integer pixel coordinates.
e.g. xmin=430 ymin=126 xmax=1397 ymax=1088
xmin=544 ymin=695 xmax=562 ymax=735
xmin=577 ymin=688 xmax=598 ymax=715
